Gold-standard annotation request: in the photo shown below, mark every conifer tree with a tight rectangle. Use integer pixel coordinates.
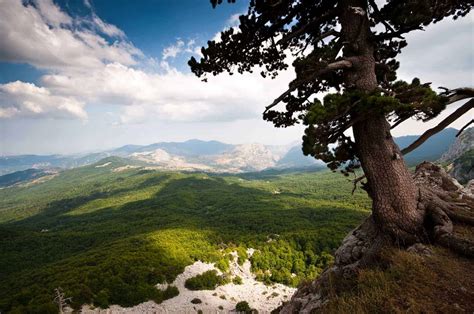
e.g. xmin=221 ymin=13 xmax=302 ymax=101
xmin=190 ymin=0 xmax=473 ymax=247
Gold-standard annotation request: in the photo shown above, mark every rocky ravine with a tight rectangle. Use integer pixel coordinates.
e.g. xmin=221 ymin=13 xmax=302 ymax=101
xmin=80 ymin=250 xmax=295 ymax=314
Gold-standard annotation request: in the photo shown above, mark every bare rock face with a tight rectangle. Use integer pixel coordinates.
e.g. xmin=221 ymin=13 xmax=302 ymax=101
xmin=334 ymin=217 xmax=378 ymax=267
xmin=413 ymin=162 xmax=465 ymax=193
xmin=463 ymin=180 xmax=474 ymax=197
xmin=440 ymin=127 xmax=474 ymax=184
xmin=448 ymin=150 xmax=474 ymax=185
xmin=131 ymin=149 xmax=214 ymax=171
xmin=213 ymin=143 xmax=278 ymax=171
xmin=440 ymin=128 xmax=473 ymax=163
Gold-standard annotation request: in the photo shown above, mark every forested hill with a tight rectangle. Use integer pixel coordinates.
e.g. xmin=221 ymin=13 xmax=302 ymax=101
xmin=0 ymin=159 xmax=370 ymax=312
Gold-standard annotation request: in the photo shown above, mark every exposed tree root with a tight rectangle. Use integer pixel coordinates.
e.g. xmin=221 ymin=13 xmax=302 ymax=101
xmin=278 ymin=162 xmax=473 ymax=313
xmin=437 ymin=233 xmax=474 ymax=258
xmin=425 ymin=200 xmax=474 ymax=257
xmin=416 ymin=162 xmax=474 ymax=257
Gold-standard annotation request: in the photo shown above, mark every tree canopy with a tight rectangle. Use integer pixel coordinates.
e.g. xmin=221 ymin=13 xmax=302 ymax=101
xmin=189 ymin=0 xmax=473 ymax=173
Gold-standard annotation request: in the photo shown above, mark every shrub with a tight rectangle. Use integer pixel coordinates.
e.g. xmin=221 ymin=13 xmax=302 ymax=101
xmin=236 ymin=247 xmax=248 ymax=265
xmin=235 ymin=301 xmax=251 ymax=312
xmin=185 ymin=270 xmax=223 ymax=290
xmin=94 ymin=289 xmax=110 ymax=308
xmin=151 ymin=285 xmax=179 ymax=304
xmin=191 ymin=298 xmax=202 ymax=304
xmin=233 ymin=276 xmax=243 ymax=285
xmin=163 ymin=286 xmax=179 ymax=299
xmin=221 ymin=273 xmax=232 ymax=285
xmin=215 ymin=257 xmax=230 ymax=272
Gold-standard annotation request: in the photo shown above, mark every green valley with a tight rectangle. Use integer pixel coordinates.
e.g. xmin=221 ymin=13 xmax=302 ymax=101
xmin=0 ymin=157 xmax=370 ymax=312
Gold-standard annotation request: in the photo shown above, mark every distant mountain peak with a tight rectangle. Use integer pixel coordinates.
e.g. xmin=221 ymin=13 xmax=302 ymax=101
xmin=0 ymin=129 xmax=461 ymax=175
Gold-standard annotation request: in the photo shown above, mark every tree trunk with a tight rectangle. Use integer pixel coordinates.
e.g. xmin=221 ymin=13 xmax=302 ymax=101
xmin=353 ymin=117 xmax=424 ymax=242
xmin=340 ymin=0 xmax=424 ymax=243
xmin=278 ymin=4 xmax=474 ymax=312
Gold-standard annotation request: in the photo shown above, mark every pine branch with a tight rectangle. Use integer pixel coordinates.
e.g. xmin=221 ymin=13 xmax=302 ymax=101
xmin=374 ymin=26 xmax=423 ymax=40
xmin=390 ymin=116 xmax=409 ymax=129
xmin=277 ymin=10 xmax=337 ymax=46
xmin=352 ymin=93 xmax=473 ymax=193
xmin=440 ymin=87 xmax=474 ymax=104
xmin=264 ymin=59 xmax=353 ymax=113
xmin=400 ymin=99 xmax=474 ymax=155
xmin=368 ymin=0 xmax=395 ymax=33
xmin=391 ymin=87 xmax=474 ymax=130
xmin=279 ymin=28 xmax=339 ymax=46
xmin=456 ymin=119 xmax=473 ymax=137
xmin=352 ymin=174 xmax=366 ymax=194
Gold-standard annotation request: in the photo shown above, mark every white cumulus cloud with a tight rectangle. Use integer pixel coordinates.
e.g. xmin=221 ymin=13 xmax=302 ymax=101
xmin=40 ymin=62 xmax=293 ymax=123
xmin=0 ymin=0 xmax=295 ymax=123
xmin=162 ymin=39 xmax=198 ymax=60
xmin=0 ymin=81 xmax=86 ymax=119
xmin=1 ymin=0 xmax=469 ymax=132
xmin=0 ymin=0 xmax=141 ymax=71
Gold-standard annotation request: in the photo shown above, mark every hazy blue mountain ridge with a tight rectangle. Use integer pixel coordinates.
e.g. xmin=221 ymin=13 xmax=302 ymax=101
xmin=0 ymin=129 xmax=459 ymax=176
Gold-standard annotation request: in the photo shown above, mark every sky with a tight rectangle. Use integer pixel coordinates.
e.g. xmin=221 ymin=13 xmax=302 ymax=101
xmin=0 ymin=0 xmax=472 ymax=155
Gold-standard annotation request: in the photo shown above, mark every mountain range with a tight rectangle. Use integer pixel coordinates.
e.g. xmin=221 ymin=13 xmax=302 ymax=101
xmin=0 ymin=128 xmax=461 ymax=176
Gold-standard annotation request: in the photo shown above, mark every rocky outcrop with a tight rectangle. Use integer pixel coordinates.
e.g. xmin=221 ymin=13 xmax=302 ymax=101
xmin=213 ymin=143 xmax=279 ymax=171
xmin=278 ymin=162 xmax=474 ymax=313
xmin=440 ymin=127 xmax=473 ymax=162
xmin=448 ymin=150 xmax=473 ymax=185
xmin=463 ymin=180 xmax=474 ymax=197
xmin=440 ymin=128 xmax=474 ymax=184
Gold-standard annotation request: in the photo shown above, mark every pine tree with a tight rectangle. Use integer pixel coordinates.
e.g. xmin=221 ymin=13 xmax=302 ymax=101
xmin=190 ymin=0 xmax=473 ymax=249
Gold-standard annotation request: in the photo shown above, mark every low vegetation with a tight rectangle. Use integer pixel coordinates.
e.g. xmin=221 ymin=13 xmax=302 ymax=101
xmin=185 ymin=270 xmax=224 ymax=290
xmin=0 ymin=158 xmax=370 ymax=311
xmin=235 ymin=300 xmax=252 ymax=312
xmin=233 ymin=276 xmax=243 ymax=285
xmin=321 ymin=247 xmax=474 ymax=313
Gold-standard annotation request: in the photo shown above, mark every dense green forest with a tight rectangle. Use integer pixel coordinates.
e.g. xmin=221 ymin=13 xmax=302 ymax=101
xmin=0 ymin=157 xmax=370 ymax=312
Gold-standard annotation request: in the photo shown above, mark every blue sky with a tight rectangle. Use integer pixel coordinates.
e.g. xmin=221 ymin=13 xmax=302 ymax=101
xmin=0 ymin=0 xmax=472 ymax=155
xmin=0 ymin=0 xmax=249 ymax=82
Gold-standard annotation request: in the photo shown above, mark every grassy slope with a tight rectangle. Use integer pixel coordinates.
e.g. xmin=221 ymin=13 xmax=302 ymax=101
xmin=0 ymin=157 xmax=370 ymax=312
xmin=322 ymin=245 xmax=474 ymax=313
xmin=314 ymin=207 xmax=474 ymax=313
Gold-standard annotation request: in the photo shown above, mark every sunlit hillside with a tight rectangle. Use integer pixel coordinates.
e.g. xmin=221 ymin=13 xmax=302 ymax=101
xmin=0 ymin=157 xmax=370 ymax=312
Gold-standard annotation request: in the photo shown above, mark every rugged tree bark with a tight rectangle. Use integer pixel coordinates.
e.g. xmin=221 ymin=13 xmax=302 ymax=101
xmin=340 ymin=0 xmax=424 ymax=243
